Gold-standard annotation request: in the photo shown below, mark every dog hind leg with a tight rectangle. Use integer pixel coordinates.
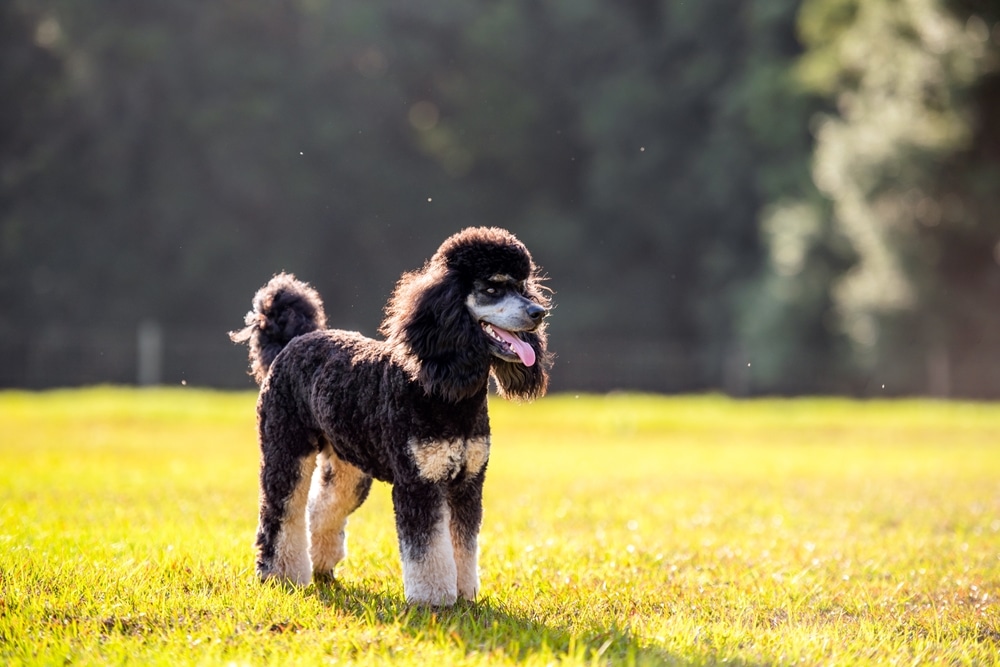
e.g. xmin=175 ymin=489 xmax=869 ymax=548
xmin=255 ymin=429 xmax=317 ymax=586
xmin=308 ymin=445 xmax=373 ymax=579
xmin=257 ymin=454 xmax=316 ymax=586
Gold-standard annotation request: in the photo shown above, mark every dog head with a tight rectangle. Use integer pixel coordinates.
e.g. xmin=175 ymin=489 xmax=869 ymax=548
xmin=381 ymin=227 xmax=552 ymax=402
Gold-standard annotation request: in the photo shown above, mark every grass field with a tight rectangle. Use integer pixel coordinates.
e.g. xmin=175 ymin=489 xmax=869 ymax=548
xmin=1 ymin=388 xmax=998 ymax=665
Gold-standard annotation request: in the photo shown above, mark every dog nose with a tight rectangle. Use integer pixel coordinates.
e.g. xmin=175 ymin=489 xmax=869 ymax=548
xmin=526 ymin=304 xmax=548 ymax=322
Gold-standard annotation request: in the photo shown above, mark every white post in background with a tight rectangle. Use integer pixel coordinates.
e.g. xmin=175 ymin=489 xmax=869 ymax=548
xmin=137 ymin=320 xmax=163 ymax=386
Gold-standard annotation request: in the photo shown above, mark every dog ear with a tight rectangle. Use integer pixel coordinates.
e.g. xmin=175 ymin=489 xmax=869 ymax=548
xmin=382 ymin=267 xmax=490 ymax=402
xmin=490 ymin=326 xmax=551 ymax=401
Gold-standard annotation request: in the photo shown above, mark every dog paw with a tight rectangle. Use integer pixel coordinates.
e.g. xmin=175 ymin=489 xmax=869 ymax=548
xmin=405 ymin=587 xmax=459 ymax=607
xmin=258 ymin=570 xmax=313 ymax=587
xmin=309 ymin=531 xmax=347 ymax=575
xmin=257 ymin=559 xmax=313 ymax=587
xmin=401 ymin=557 xmax=458 ymax=606
xmin=312 ymin=569 xmax=338 ymax=585
xmin=456 ymin=564 xmax=479 ymax=601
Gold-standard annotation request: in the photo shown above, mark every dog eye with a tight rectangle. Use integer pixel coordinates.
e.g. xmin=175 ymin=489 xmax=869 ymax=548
xmin=485 ymin=287 xmax=498 ymax=295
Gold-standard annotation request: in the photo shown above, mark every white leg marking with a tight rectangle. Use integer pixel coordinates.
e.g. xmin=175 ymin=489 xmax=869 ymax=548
xmin=308 ymin=449 xmax=368 ymax=577
xmin=270 ymin=455 xmax=316 ymax=585
xmin=401 ymin=502 xmax=458 ymax=606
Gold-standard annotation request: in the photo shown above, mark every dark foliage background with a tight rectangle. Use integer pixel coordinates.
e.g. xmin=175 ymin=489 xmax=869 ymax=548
xmin=2 ymin=0 xmax=999 ymax=395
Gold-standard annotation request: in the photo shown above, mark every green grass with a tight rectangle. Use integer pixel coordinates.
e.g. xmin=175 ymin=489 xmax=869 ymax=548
xmin=1 ymin=388 xmax=998 ymax=665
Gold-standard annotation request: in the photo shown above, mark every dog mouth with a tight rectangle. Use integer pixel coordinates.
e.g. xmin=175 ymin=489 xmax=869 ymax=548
xmin=481 ymin=322 xmax=536 ymax=367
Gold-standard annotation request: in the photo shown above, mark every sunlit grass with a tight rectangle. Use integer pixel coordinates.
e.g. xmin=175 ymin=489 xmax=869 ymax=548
xmin=1 ymin=388 xmax=998 ymax=665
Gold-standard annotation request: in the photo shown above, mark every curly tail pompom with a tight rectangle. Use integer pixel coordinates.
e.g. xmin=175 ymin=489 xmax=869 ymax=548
xmin=229 ymin=273 xmax=327 ymax=385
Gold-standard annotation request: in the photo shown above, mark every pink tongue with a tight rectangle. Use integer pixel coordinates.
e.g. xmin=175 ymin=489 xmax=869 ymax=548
xmin=492 ymin=326 xmax=536 ymax=367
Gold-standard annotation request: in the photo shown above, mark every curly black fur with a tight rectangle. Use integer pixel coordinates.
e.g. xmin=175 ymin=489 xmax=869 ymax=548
xmin=230 ymin=227 xmax=551 ymax=606
xmin=381 ymin=227 xmax=551 ymax=402
xmin=229 ymin=272 xmax=327 ymax=385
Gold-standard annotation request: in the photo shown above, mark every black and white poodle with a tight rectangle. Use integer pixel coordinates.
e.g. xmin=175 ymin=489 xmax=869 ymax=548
xmin=230 ymin=227 xmax=551 ymax=606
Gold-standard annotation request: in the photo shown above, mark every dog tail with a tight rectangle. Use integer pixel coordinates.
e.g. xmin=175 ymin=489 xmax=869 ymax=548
xmin=229 ymin=273 xmax=327 ymax=385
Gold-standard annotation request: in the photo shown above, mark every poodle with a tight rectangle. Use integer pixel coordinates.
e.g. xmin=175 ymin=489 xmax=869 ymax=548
xmin=230 ymin=227 xmax=551 ymax=606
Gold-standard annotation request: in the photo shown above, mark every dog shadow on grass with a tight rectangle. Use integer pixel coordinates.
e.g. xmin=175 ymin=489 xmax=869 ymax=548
xmin=308 ymin=577 xmax=676 ymax=664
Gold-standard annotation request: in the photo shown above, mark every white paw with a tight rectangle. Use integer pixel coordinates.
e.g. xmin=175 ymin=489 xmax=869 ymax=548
xmin=405 ymin=583 xmax=458 ymax=607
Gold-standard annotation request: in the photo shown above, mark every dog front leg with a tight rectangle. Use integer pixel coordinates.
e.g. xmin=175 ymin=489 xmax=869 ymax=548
xmin=392 ymin=481 xmax=457 ymax=606
xmin=448 ymin=470 xmax=485 ymax=601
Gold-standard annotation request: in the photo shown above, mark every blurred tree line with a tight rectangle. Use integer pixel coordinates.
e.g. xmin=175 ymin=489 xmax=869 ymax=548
xmin=2 ymin=0 xmax=999 ymax=395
